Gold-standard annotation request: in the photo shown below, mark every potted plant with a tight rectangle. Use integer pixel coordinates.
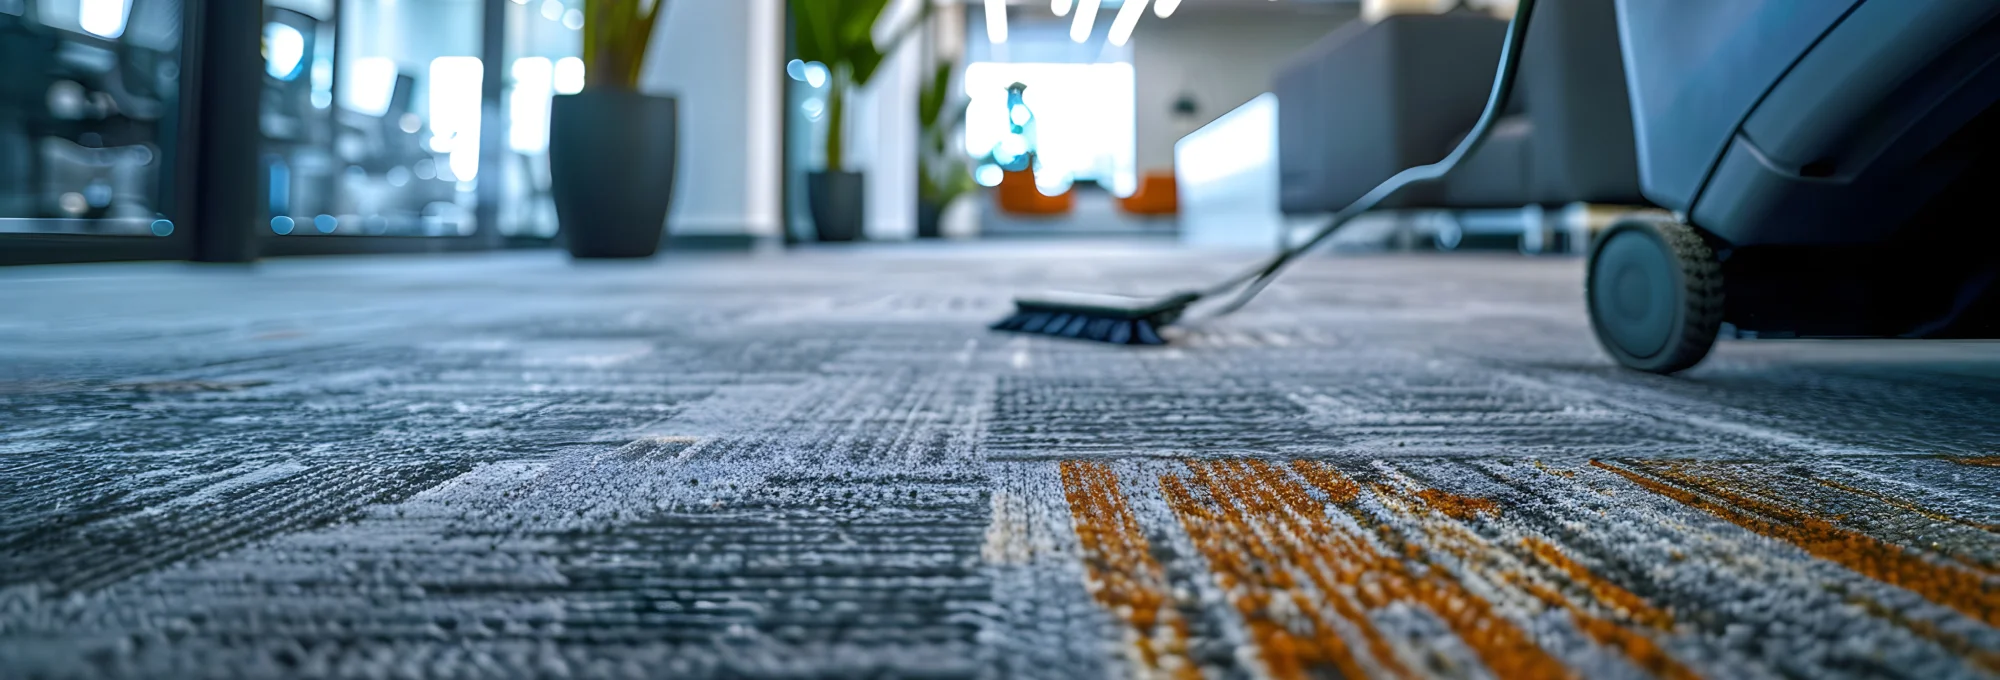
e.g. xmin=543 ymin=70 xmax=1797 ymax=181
xmin=795 ymin=0 xmax=894 ymax=242
xmin=549 ymin=0 xmax=676 ymax=258
xmin=916 ymin=61 xmax=974 ymax=239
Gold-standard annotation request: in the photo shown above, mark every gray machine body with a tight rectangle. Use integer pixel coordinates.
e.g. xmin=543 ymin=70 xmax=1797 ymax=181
xmin=1615 ymin=0 xmax=2000 ymax=247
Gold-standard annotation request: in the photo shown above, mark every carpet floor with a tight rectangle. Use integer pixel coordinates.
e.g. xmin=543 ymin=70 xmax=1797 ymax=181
xmin=1 ymin=243 xmax=1997 ymax=679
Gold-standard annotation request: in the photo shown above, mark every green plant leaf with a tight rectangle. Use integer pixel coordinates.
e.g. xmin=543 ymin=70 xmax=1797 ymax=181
xmin=794 ymin=0 xmax=906 ymax=170
xmin=847 ymin=42 xmax=886 ymax=87
xmin=793 ymin=0 xmax=839 ymax=66
xmin=580 ymin=0 xmax=666 ymax=90
xmin=918 ymin=61 xmax=951 ymax=127
xmin=796 ymin=0 xmax=895 ymax=86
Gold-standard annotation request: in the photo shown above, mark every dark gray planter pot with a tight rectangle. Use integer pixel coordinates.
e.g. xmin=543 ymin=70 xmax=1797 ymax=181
xmin=550 ymin=90 xmax=678 ymax=258
xmin=917 ymin=199 xmax=943 ymax=239
xmin=808 ymin=170 xmax=864 ymax=242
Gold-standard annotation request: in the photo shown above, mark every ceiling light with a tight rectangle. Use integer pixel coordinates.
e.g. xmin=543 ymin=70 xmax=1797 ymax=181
xmin=1069 ymin=0 xmax=1101 ymax=43
xmin=984 ymin=0 xmax=1008 ymax=44
xmin=1108 ymin=0 xmax=1150 ymax=46
xmin=79 ymin=0 xmax=129 ymax=38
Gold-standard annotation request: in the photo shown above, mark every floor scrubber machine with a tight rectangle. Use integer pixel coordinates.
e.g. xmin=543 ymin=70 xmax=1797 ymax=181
xmin=995 ymin=0 xmax=2000 ymax=375
xmin=1589 ymin=0 xmax=2000 ymax=372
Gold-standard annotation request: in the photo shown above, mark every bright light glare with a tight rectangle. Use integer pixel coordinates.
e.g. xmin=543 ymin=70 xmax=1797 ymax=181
xmin=997 ymin=135 xmax=1028 ymax=161
xmin=79 ymin=0 xmax=128 ymax=38
xmin=509 ymin=58 xmax=553 ymax=153
xmin=562 ymin=8 xmax=583 ymax=30
xmin=1069 ymin=0 xmax=1100 ymax=43
xmin=345 ymin=57 xmax=398 ymax=116
xmin=1051 ymin=0 xmax=1073 ymax=16
xmin=786 ymin=59 xmax=806 ymax=81
xmin=1108 ymin=0 xmax=1150 ymax=46
xmin=1176 ymin=93 xmax=1276 ymax=187
xmin=1154 ymin=0 xmax=1182 ymax=18
xmin=554 ymin=57 xmax=585 ymax=94
xmin=964 ymin=62 xmax=1136 ymax=195
xmin=264 ymin=23 xmax=306 ymax=80
xmin=804 ymin=62 xmax=828 ymax=88
xmin=1009 ymin=104 xmax=1030 ymax=127
xmin=1036 ymin=169 xmax=1074 ymax=197
xmin=430 ymin=57 xmax=484 ymax=181
xmin=540 ymin=0 xmax=563 ymax=20
xmin=312 ymin=57 xmax=334 ymax=100
xmin=975 ymin=164 xmax=1003 ymax=187
xmin=983 ymin=0 xmax=1007 ymax=44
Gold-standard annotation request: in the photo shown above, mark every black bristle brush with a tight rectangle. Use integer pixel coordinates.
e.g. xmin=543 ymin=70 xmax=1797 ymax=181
xmin=990 ymin=0 xmax=1538 ymax=344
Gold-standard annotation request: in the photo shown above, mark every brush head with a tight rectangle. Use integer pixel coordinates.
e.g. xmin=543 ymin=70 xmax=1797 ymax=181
xmin=989 ymin=291 xmax=1201 ymax=344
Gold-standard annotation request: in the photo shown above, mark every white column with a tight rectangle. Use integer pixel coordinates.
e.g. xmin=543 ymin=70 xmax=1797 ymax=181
xmin=744 ymin=0 xmax=783 ymax=237
xmin=860 ymin=38 xmax=920 ymax=241
xmin=644 ymin=0 xmax=784 ymax=238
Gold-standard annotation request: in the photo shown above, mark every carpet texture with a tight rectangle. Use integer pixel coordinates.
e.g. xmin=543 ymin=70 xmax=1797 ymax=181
xmin=1 ymin=244 xmax=1996 ymax=679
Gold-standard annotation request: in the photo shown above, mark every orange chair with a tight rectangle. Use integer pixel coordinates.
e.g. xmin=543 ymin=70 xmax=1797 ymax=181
xmin=1118 ymin=171 xmax=1178 ymax=215
xmin=996 ymin=168 xmax=1074 ymax=216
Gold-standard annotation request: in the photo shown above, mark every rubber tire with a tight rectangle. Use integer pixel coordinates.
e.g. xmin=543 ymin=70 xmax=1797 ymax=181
xmin=1586 ymin=216 xmax=1724 ymax=374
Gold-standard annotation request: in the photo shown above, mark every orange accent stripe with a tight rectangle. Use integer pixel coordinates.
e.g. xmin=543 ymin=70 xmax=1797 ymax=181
xmin=1594 ymin=460 xmax=2000 ymax=628
xmin=1503 ymin=572 xmax=1702 ymax=680
xmin=1169 ymin=459 xmax=1573 ymax=679
xmin=1059 ymin=461 xmax=1197 ymax=679
xmin=1163 ymin=463 xmax=1385 ymax=680
xmin=1813 ymin=477 xmax=2000 ymax=544
xmin=1522 ymin=537 xmax=1674 ymax=630
xmin=1846 ymin=594 xmax=2000 ymax=675
xmin=1289 ymin=460 xmax=1359 ymax=503
xmin=1534 ymin=460 xmax=1579 ymax=478
xmin=1647 ymin=463 xmax=2000 ymax=577
xmin=1371 ymin=480 xmax=1697 ymax=680
xmin=1415 ymin=487 xmax=1502 ymax=519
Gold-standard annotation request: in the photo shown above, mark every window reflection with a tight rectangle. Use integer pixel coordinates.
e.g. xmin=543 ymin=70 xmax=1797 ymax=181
xmin=0 ymin=0 xmax=183 ymax=235
xmin=497 ymin=0 xmax=580 ymax=239
xmin=262 ymin=0 xmax=481 ymax=238
xmin=963 ymin=62 xmax=1137 ymax=197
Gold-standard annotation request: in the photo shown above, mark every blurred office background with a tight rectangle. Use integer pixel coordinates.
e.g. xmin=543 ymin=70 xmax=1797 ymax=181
xmin=1 ymin=0 xmax=1553 ymax=265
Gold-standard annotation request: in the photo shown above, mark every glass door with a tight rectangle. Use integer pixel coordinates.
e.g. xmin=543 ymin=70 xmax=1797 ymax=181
xmin=0 ymin=0 xmax=190 ymax=242
xmin=496 ymin=0 xmax=582 ymax=240
xmin=259 ymin=0 xmax=485 ymax=240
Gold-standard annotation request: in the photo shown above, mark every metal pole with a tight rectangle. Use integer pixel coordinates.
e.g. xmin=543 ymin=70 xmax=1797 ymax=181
xmin=192 ymin=0 xmax=265 ymax=262
xmin=475 ymin=0 xmax=507 ymax=247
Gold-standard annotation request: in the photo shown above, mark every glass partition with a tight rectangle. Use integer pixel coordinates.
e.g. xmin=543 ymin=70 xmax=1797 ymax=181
xmin=963 ymin=9 xmax=1136 ymax=197
xmin=0 ymin=0 xmax=186 ymax=237
xmin=259 ymin=0 xmax=483 ymax=238
xmin=498 ymin=0 xmax=582 ymax=239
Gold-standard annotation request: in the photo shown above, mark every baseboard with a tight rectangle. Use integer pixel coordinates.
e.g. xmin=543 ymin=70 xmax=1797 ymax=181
xmin=663 ymin=233 xmax=775 ymax=251
xmin=1282 ymin=204 xmax=1655 ymax=255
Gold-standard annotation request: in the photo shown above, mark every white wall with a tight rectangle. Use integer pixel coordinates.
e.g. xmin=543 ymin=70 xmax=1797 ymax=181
xmin=643 ymin=0 xmax=784 ymax=237
xmin=1363 ymin=0 xmax=1518 ymax=22
xmin=1361 ymin=0 xmax=1453 ymax=22
xmin=1130 ymin=6 xmax=1354 ymax=174
xmin=849 ymin=37 xmax=922 ymax=240
xmin=1177 ymin=93 xmax=1283 ymax=249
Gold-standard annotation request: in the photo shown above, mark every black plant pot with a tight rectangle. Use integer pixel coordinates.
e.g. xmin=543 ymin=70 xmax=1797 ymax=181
xmin=808 ymin=170 xmax=864 ymax=242
xmin=550 ymin=90 xmax=678 ymax=258
xmin=916 ymin=199 xmax=943 ymax=239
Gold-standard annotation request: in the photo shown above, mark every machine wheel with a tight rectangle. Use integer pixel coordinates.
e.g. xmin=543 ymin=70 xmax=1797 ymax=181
xmin=1586 ymin=215 xmax=1724 ymax=374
